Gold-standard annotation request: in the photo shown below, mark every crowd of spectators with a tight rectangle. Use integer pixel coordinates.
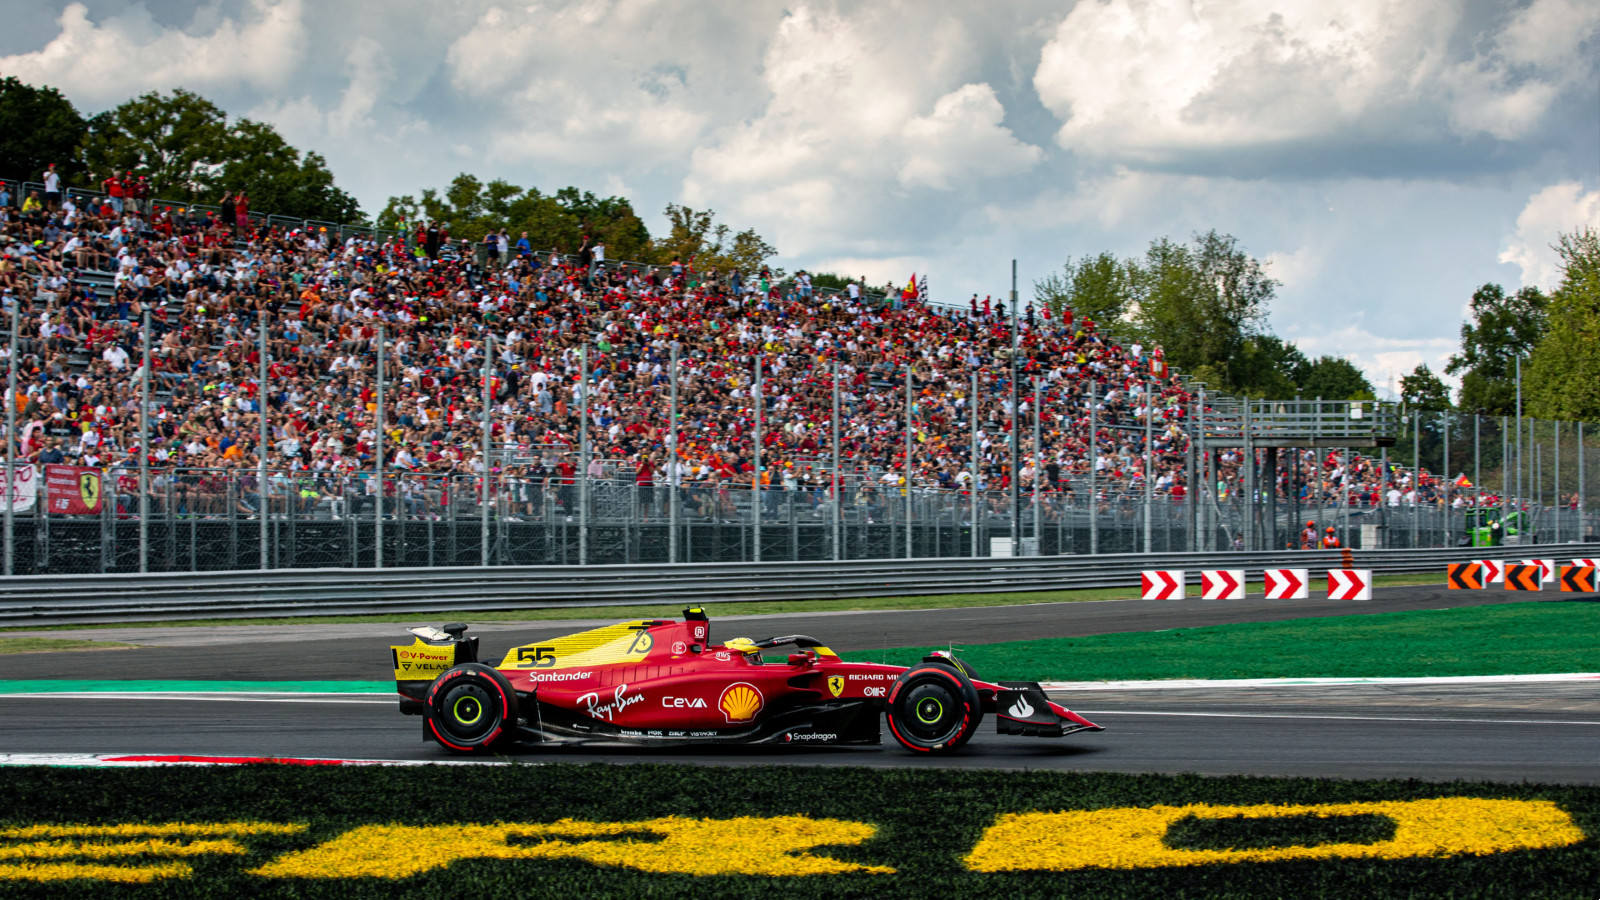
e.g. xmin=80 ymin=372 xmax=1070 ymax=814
xmin=0 ymin=172 xmax=1486 ymax=525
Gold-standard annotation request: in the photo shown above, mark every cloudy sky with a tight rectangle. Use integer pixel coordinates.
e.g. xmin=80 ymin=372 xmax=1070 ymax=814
xmin=4 ymin=0 xmax=1598 ymax=395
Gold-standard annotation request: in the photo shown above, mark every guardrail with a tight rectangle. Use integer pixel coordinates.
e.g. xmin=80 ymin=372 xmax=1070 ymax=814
xmin=0 ymin=546 xmax=1538 ymax=626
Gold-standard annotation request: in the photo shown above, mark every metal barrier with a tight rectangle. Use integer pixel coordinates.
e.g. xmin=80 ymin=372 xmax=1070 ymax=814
xmin=0 ymin=545 xmax=1525 ymax=626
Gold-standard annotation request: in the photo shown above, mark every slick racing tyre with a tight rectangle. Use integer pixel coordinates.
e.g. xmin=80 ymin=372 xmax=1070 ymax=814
xmin=425 ymin=663 xmax=519 ymax=753
xmin=885 ymin=663 xmax=982 ymax=754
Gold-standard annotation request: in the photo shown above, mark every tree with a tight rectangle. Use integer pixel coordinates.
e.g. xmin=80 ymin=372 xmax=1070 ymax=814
xmin=1295 ymin=355 xmax=1375 ymax=401
xmin=1399 ymin=363 xmax=1452 ymax=412
xmin=378 ymin=175 xmax=652 ymax=259
xmin=1033 ymin=251 xmax=1136 ymax=325
xmin=1443 ymin=283 xmax=1547 ymax=415
xmin=0 ymin=76 xmax=86 ymax=185
xmin=81 ymin=89 xmax=234 ymax=198
xmin=651 ymin=204 xmax=777 ymax=275
xmin=79 ymin=88 xmax=363 ymax=223
xmin=218 ymin=119 xmax=361 ymax=223
xmin=1526 ymin=228 xmax=1600 ymax=420
xmin=1126 ymin=231 xmax=1278 ymax=394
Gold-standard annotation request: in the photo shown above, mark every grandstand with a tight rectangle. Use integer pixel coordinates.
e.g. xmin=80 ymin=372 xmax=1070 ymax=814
xmin=1 ymin=173 xmax=1498 ymax=574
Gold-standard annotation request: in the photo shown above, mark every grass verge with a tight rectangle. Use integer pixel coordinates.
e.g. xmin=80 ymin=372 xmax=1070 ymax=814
xmin=844 ymin=600 xmax=1600 ymax=681
xmin=4 ymin=572 xmax=1445 ymax=633
xmin=0 ymin=764 xmax=1592 ymax=898
xmin=0 ymin=638 xmax=131 ymax=654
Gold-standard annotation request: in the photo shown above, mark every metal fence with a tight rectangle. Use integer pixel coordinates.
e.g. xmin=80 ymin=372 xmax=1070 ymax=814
xmin=0 ymin=545 xmax=1515 ymax=626
xmin=2 ymin=461 xmax=1592 ymax=576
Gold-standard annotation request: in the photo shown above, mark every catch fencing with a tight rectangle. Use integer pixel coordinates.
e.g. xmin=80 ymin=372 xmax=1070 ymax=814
xmin=9 ymin=464 xmax=1586 ymax=576
xmin=0 ymin=545 xmax=1504 ymax=626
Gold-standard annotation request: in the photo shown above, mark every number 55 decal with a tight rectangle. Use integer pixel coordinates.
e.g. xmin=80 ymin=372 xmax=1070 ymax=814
xmin=517 ymin=646 xmax=557 ymax=668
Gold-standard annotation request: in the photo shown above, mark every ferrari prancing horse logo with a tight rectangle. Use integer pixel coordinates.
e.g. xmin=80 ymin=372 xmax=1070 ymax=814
xmin=827 ymin=675 xmax=844 ymax=698
xmin=78 ymin=472 xmax=100 ymax=508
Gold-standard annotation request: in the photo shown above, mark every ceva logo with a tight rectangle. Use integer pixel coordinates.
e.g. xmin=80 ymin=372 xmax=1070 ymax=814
xmin=661 ymin=696 xmax=707 ymax=708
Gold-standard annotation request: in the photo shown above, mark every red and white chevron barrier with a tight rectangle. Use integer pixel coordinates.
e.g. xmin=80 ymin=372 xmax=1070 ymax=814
xmin=1570 ymin=558 xmax=1600 ymax=569
xmin=1477 ymin=560 xmax=1506 ymax=583
xmin=1201 ymin=569 xmax=1245 ymax=600
xmin=1520 ymin=558 xmax=1557 ymax=583
xmin=1328 ymin=569 xmax=1372 ymax=600
xmin=1262 ymin=568 xmax=1309 ymax=599
xmin=1140 ymin=570 xmax=1185 ymax=600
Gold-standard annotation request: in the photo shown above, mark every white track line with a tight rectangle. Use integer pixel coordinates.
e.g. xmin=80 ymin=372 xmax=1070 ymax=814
xmin=1043 ymin=673 xmax=1600 ymax=691
xmin=0 ymin=753 xmax=499 ymax=767
xmin=1078 ymin=709 xmax=1600 ymax=726
xmin=0 ymin=692 xmax=392 ymax=703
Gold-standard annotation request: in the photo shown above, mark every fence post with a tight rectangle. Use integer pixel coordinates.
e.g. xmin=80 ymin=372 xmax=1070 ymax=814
xmin=139 ymin=310 xmax=149 ymax=572
xmin=484 ymin=334 xmax=495 ymax=567
xmin=1089 ymin=379 xmax=1098 ymax=555
xmin=905 ymin=365 xmax=913 ymax=559
xmin=669 ymin=342 xmax=679 ymax=564
xmin=1033 ymin=376 xmax=1042 ymax=555
xmin=4 ymin=304 xmax=15 ymax=577
xmin=259 ymin=315 xmax=269 ymax=570
xmin=754 ymin=356 xmax=762 ymax=564
xmin=970 ymin=370 xmax=978 ymax=558
xmin=375 ymin=325 xmax=384 ymax=569
xmin=577 ymin=343 xmax=587 ymax=567
xmin=831 ymin=359 xmax=840 ymax=561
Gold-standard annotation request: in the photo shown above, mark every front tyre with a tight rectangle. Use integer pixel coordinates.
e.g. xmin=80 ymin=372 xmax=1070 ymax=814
xmin=886 ymin=663 xmax=982 ymax=754
xmin=425 ymin=663 xmax=518 ymax=753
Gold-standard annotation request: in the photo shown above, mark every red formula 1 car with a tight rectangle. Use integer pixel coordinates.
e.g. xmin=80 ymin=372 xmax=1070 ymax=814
xmin=391 ymin=607 xmax=1101 ymax=755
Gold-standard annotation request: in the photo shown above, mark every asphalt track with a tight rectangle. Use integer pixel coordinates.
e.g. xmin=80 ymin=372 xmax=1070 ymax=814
xmin=4 ymin=585 xmax=1598 ymax=783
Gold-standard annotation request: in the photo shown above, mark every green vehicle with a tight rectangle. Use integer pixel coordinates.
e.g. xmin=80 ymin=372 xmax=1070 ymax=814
xmin=1464 ymin=509 xmax=1527 ymax=547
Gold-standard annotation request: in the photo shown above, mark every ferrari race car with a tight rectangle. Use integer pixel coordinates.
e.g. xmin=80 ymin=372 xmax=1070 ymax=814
xmin=391 ymin=607 xmax=1102 ymax=755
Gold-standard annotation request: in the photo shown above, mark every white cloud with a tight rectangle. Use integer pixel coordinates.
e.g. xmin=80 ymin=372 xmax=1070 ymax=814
xmin=684 ymin=3 xmax=1040 ymax=257
xmin=0 ymin=0 xmax=307 ymax=106
xmin=442 ymin=1 xmax=777 ymax=169
xmin=1292 ymin=325 xmax=1458 ymax=394
xmin=1499 ymin=181 xmax=1600 ymax=288
xmin=1032 ymin=0 xmax=1600 ymax=162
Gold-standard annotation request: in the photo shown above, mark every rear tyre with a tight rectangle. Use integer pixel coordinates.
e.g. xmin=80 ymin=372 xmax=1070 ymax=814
xmin=886 ymin=663 xmax=982 ymax=753
xmin=425 ymin=663 xmax=518 ymax=754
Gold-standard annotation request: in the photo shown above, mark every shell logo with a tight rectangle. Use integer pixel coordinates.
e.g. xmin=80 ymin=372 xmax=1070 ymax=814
xmin=718 ymin=682 xmax=763 ymax=723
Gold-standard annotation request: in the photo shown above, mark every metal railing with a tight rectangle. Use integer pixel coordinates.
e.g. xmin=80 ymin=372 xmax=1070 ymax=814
xmin=0 ymin=545 xmax=1517 ymax=626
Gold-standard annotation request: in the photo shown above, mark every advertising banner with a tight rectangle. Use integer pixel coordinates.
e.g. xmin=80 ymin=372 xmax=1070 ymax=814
xmin=44 ymin=464 xmax=103 ymax=515
xmin=1 ymin=463 xmax=36 ymax=512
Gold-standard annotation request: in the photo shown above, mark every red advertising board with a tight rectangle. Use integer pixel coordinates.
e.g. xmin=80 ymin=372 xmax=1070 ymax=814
xmin=44 ymin=465 xmax=103 ymax=515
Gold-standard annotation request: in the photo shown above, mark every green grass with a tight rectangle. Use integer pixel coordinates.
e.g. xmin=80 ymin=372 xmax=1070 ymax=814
xmin=4 ymin=573 xmax=1445 ymax=633
xmin=0 ymin=638 xmax=131 ymax=654
xmin=844 ymin=600 xmax=1600 ymax=681
xmin=0 ymin=764 xmax=1593 ymax=898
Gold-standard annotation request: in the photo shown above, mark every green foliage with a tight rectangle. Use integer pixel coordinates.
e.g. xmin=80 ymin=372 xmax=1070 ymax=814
xmin=805 ymin=272 xmax=866 ymax=292
xmin=1399 ymin=363 xmax=1452 ymax=413
xmin=1033 ymin=251 xmax=1137 ymax=326
xmin=1526 ymin=229 xmax=1600 ymax=421
xmin=1039 ymin=232 xmax=1284 ymax=396
xmin=847 ymin=601 xmax=1600 ymax=681
xmin=0 ymin=76 xmax=86 ymax=185
xmin=652 ymin=203 xmax=779 ymax=275
xmin=217 ymin=120 xmax=362 ymax=223
xmin=378 ymin=174 xmax=651 ymax=260
xmin=79 ymin=88 xmax=362 ymax=222
xmin=0 ymin=764 xmax=1596 ymax=899
xmin=1293 ymin=355 xmax=1375 ymax=401
xmin=1444 ymin=283 xmax=1548 ymax=415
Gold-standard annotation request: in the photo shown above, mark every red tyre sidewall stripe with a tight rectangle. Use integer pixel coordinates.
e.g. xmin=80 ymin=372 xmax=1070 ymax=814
xmin=888 ymin=666 xmax=973 ymax=752
xmin=425 ymin=667 xmax=509 ymax=751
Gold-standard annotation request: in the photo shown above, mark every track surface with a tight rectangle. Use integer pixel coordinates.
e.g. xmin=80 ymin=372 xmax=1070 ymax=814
xmin=4 ymin=586 xmax=1598 ymax=783
xmin=0 ymin=584 xmax=1568 ymax=681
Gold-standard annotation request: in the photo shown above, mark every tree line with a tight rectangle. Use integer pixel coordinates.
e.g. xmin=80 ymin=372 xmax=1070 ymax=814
xmin=0 ymin=75 xmax=784 ymax=272
xmin=1033 ymin=231 xmax=1374 ymax=401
